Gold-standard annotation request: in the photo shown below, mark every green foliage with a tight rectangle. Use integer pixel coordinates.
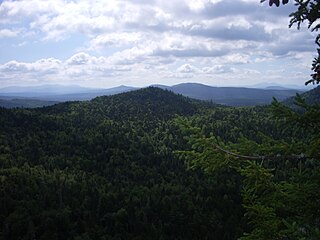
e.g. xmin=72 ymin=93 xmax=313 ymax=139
xmin=240 ymin=161 xmax=283 ymax=240
xmin=176 ymin=97 xmax=320 ymax=239
xmin=0 ymin=88 xmax=242 ymax=240
xmin=1 ymin=87 xmax=319 ymax=239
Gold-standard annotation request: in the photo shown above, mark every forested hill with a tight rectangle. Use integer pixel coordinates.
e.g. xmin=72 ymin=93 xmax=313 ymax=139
xmin=92 ymin=87 xmax=203 ymax=119
xmin=38 ymin=87 xmax=204 ymax=119
xmin=1 ymin=87 xmax=240 ymax=240
xmin=0 ymin=87 xmax=316 ymax=239
xmin=283 ymin=85 xmax=320 ymax=106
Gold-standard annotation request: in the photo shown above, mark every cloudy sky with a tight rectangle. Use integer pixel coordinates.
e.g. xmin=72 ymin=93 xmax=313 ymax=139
xmin=0 ymin=0 xmax=316 ymax=88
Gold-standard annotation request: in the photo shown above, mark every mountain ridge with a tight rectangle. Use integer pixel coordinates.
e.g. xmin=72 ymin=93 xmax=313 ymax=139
xmin=0 ymin=83 xmax=304 ymax=108
xmin=151 ymin=83 xmax=303 ymax=106
xmin=283 ymin=85 xmax=320 ymax=107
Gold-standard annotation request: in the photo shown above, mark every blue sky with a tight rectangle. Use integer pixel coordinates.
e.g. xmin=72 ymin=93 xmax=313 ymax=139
xmin=0 ymin=0 xmax=316 ymax=88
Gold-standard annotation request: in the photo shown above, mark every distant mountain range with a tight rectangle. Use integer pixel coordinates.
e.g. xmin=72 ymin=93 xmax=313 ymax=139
xmin=0 ymin=98 xmax=59 ymax=108
xmin=152 ymin=83 xmax=304 ymax=106
xmin=0 ymin=83 xmax=309 ymax=108
xmin=0 ymin=85 xmax=137 ymax=101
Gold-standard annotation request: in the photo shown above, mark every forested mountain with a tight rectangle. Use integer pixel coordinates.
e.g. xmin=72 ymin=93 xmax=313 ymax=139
xmin=0 ymin=87 xmax=318 ymax=239
xmin=0 ymin=88 xmax=240 ymax=240
xmin=283 ymin=85 xmax=320 ymax=106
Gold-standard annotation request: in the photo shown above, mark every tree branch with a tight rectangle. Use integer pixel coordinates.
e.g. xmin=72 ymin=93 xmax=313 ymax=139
xmin=213 ymin=143 xmax=313 ymax=161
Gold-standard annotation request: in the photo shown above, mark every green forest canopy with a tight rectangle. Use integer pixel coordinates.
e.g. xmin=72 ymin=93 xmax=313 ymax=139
xmin=1 ymin=87 xmax=319 ymax=239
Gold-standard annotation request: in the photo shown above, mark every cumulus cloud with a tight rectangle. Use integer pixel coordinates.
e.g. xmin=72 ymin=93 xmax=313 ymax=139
xmin=0 ymin=28 xmax=21 ymax=38
xmin=203 ymin=65 xmax=236 ymax=74
xmin=0 ymin=58 xmax=61 ymax=73
xmin=177 ymin=64 xmax=200 ymax=73
xmin=266 ymin=30 xmax=316 ymax=56
xmin=0 ymin=0 xmax=291 ymax=42
xmin=221 ymin=54 xmax=251 ymax=64
xmin=0 ymin=0 xmax=315 ymax=87
xmin=0 ymin=53 xmax=126 ymax=84
xmin=1 ymin=61 xmax=29 ymax=72
xmin=89 ymin=32 xmax=143 ymax=49
xmin=66 ymin=52 xmax=105 ymax=65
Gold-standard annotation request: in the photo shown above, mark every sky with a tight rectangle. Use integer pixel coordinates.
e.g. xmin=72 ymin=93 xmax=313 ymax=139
xmin=0 ymin=0 xmax=316 ymax=89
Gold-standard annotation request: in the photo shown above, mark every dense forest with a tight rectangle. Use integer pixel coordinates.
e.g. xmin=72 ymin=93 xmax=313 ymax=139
xmin=0 ymin=87 xmax=319 ymax=239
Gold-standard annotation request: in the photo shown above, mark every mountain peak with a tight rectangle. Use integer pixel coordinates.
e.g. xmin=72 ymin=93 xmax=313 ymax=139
xmin=90 ymin=87 xmax=200 ymax=120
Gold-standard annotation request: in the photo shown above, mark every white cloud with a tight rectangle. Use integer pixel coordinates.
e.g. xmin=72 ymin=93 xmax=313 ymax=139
xmin=218 ymin=53 xmax=251 ymax=65
xmin=203 ymin=65 xmax=236 ymax=74
xmin=67 ymin=52 xmax=97 ymax=65
xmin=0 ymin=0 xmax=315 ymax=87
xmin=166 ymin=72 xmax=195 ymax=79
xmin=177 ymin=64 xmax=200 ymax=73
xmin=32 ymin=58 xmax=62 ymax=72
xmin=0 ymin=58 xmax=61 ymax=73
xmin=186 ymin=0 xmax=207 ymax=12
xmin=1 ymin=60 xmax=29 ymax=72
xmin=108 ymin=47 xmax=152 ymax=65
xmin=0 ymin=0 xmax=56 ymax=18
xmin=0 ymin=28 xmax=20 ymax=38
xmin=89 ymin=32 xmax=143 ymax=49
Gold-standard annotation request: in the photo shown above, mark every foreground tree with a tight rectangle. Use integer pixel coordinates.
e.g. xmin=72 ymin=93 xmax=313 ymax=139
xmin=262 ymin=0 xmax=289 ymax=7
xmin=177 ymin=101 xmax=320 ymax=239
xmin=177 ymin=1 xmax=320 ymax=239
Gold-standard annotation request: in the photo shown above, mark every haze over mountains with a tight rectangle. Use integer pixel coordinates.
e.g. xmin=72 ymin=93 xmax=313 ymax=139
xmin=0 ymin=85 xmax=137 ymax=101
xmin=0 ymin=83 xmax=307 ymax=108
xmin=152 ymin=83 xmax=304 ymax=106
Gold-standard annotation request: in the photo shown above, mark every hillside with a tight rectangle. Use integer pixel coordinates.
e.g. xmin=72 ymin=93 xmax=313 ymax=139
xmin=0 ymin=88 xmax=235 ymax=240
xmin=39 ymin=87 xmax=206 ymax=121
xmin=0 ymin=87 xmax=317 ymax=240
xmin=283 ymin=85 xmax=320 ymax=107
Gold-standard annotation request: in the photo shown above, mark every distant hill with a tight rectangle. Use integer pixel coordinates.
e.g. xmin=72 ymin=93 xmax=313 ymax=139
xmin=0 ymin=83 xmax=303 ymax=107
xmin=153 ymin=83 xmax=303 ymax=106
xmin=264 ymin=86 xmax=294 ymax=90
xmin=283 ymin=86 xmax=320 ymax=107
xmin=0 ymin=84 xmax=95 ymax=95
xmin=0 ymin=84 xmax=136 ymax=97
xmin=41 ymin=87 xmax=203 ymax=121
xmin=33 ymin=85 xmax=138 ymax=101
xmin=0 ymin=85 xmax=137 ymax=107
xmin=246 ymin=82 xmax=313 ymax=90
xmin=0 ymin=98 xmax=59 ymax=108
